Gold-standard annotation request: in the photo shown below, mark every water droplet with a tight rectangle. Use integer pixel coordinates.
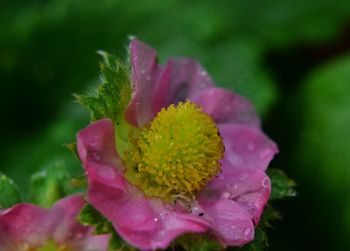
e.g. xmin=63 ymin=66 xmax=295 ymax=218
xmin=227 ymin=153 xmax=243 ymax=166
xmin=246 ymin=141 xmax=255 ymax=151
xmin=98 ymin=167 xmax=116 ymax=181
xmin=141 ymin=69 xmax=146 ymax=74
xmin=262 ymin=177 xmax=270 ymax=188
xmin=221 ymin=192 xmax=230 ymax=199
xmin=154 ymin=217 xmax=159 ymax=222
xmin=243 ymin=227 xmax=251 ymax=236
xmin=159 ymin=212 xmax=168 ymax=220
xmin=200 ymin=70 xmax=208 ymax=77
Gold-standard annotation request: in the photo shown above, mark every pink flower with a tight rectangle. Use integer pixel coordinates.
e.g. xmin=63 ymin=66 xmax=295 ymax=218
xmin=0 ymin=195 xmax=109 ymax=251
xmin=77 ymin=39 xmax=278 ymax=250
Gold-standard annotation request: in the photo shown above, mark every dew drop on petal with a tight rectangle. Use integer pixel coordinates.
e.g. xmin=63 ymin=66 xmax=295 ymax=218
xmin=221 ymin=192 xmax=230 ymax=199
xmin=262 ymin=177 xmax=270 ymax=188
xmin=243 ymin=227 xmax=251 ymax=236
xmin=200 ymin=70 xmax=208 ymax=77
xmin=98 ymin=167 xmax=116 ymax=181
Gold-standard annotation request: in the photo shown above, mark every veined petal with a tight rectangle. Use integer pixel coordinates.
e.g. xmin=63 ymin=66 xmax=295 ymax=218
xmin=125 ymin=39 xmax=161 ymax=127
xmin=202 ymin=164 xmax=271 ymax=224
xmin=152 ymin=58 xmax=214 ymax=113
xmin=125 ymin=39 xmax=214 ymax=127
xmin=192 ymin=87 xmax=260 ymax=127
xmin=197 ymin=198 xmax=255 ymax=246
xmin=218 ymin=124 xmax=278 ymax=171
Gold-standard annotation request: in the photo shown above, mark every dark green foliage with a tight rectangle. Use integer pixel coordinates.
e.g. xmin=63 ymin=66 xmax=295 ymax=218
xmin=0 ymin=172 xmax=21 ymax=209
xmin=177 ymin=234 xmax=223 ymax=251
xmin=268 ymin=169 xmax=296 ymax=200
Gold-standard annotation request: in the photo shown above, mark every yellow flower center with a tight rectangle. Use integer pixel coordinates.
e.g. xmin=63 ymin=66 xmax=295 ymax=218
xmin=125 ymin=101 xmax=224 ymax=201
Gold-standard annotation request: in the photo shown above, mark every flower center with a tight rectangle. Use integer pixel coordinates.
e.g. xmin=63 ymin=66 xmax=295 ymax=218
xmin=125 ymin=101 xmax=224 ymax=201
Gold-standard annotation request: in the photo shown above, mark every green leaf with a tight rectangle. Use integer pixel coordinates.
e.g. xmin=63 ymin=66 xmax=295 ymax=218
xmin=177 ymin=233 xmax=223 ymax=251
xmin=75 ymin=51 xmax=134 ymax=157
xmin=0 ymin=172 xmax=21 ymax=209
xmin=77 ymin=203 xmax=113 ymax=235
xmin=29 ymin=161 xmax=70 ymax=208
xmin=108 ymin=231 xmax=138 ymax=251
xmin=77 ymin=203 xmax=136 ymax=251
xmin=268 ymin=169 xmax=296 ymax=200
xmin=75 ymin=51 xmax=131 ymax=123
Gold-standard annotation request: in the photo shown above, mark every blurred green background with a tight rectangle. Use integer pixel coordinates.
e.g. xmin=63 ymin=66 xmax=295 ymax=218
xmin=1 ymin=0 xmax=350 ymax=250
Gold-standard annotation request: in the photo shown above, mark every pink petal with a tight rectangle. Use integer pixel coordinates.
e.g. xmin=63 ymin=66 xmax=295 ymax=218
xmin=125 ymin=39 xmax=161 ymax=127
xmin=191 ymin=87 xmax=260 ymax=127
xmin=197 ymin=198 xmax=255 ymax=246
xmin=50 ymin=196 xmax=89 ymax=244
xmin=125 ymin=39 xmax=214 ymax=127
xmin=50 ymin=195 xmax=109 ymax=251
xmin=218 ymin=124 xmax=278 ymax=171
xmin=0 ymin=204 xmax=51 ymax=250
xmin=78 ymin=120 xmax=208 ymax=250
xmin=203 ymin=164 xmax=271 ymax=224
xmin=151 ymin=58 xmax=214 ymax=113
xmin=77 ymin=119 xmax=127 ymax=189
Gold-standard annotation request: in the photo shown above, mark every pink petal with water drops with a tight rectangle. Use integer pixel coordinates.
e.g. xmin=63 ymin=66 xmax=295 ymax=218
xmin=191 ymin=87 xmax=260 ymax=127
xmin=78 ymin=119 xmax=208 ymax=250
xmin=203 ymin=163 xmax=271 ymax=224
xmin=0 ymin=204 xmax=51 ymax=250
xmin=197 ymin=197 xmax=255 ymax=246
xmin=218 ymin=123 xmax=278 ymax=171
xmin=77 ymin=119 xmax=127 ymax=190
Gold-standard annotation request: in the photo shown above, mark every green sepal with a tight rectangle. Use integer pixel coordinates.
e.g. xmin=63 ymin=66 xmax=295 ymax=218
xmin=268 ymin=169 xmax=296 ymax=200
xmin=0 ymin=172 xmax=21 ymax=209
xmin=177 ymin=234 xmax=224 ymax=251
xmin=29 ymin=161 xmax=70 ymax=208
xmin=109 ymin=231 xmax=138 ymax=251
xmin=77 ymin=203 xmax=135 ymax=251
xmin=75 ymin=50 xmax=135 ymax=158
xmin=77 ymin=203 xmax=113 ymax=234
